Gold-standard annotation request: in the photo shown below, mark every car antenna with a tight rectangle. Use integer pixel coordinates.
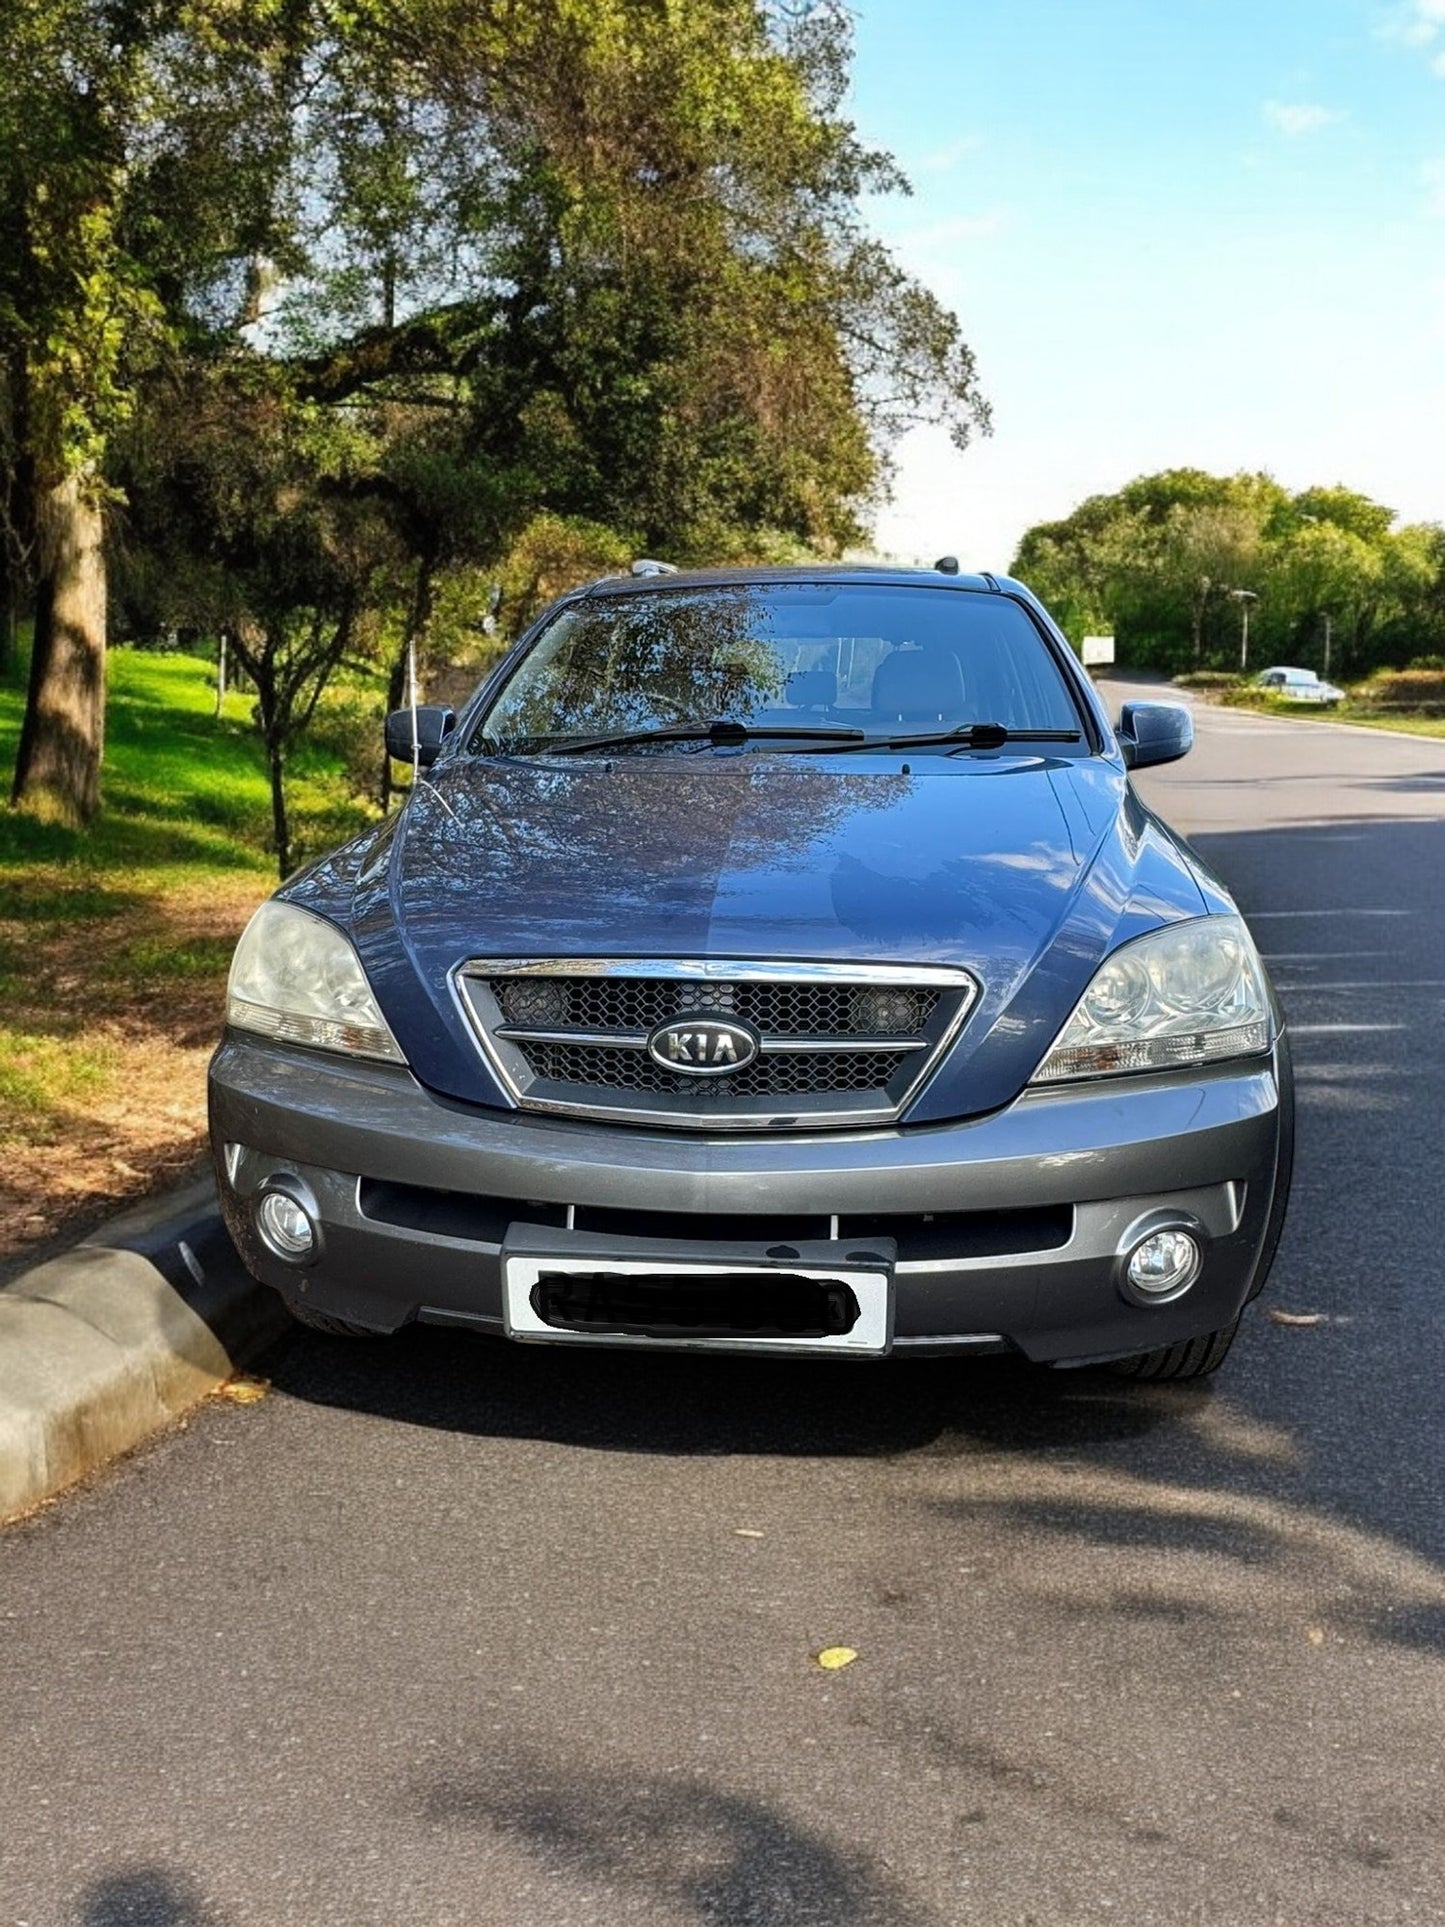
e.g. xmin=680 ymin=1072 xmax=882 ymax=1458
xmin=934 ymin=555 xmax=960 ymax=575
xmin=631 ymin=558 xmax=678 ymax=576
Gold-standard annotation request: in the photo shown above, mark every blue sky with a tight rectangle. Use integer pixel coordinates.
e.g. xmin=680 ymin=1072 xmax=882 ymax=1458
xmin=846 ymin=0 xmax=1445 ymax=568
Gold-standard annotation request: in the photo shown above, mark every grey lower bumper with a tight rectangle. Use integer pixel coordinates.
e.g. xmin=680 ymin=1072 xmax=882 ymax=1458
xmin=208 ymin=1034 xmax=1291 ymax=1364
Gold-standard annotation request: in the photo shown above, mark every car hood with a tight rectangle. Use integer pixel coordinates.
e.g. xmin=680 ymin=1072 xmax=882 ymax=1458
xmin=289 ymin=751 xmax=1211 ymax=1121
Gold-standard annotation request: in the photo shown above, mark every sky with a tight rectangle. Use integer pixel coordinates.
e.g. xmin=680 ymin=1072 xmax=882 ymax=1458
xmin=845 ymin=0 xmax=1445 ymax=570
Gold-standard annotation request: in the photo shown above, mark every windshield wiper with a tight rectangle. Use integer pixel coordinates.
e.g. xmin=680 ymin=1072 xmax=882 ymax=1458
xmin=794 ymin=724 xmax=1082 ymax=754
xmin=518 ymin=718 xmax=869 ymax=757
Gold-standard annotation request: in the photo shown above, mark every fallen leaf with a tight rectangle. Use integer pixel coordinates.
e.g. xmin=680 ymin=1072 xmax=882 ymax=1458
xmin=1305 ymin=1626 xmax=1327 ymax=1646
xmin=734 ymin=1528 xmax=765 ymax=1539
xmin=1269 ymin=1310 xmax=1329 ymax=1328
xmin=813 ymin=1646 xmax=859 ymax=1671
xmin=217 ymin=1375 xmax=270 ymax=1405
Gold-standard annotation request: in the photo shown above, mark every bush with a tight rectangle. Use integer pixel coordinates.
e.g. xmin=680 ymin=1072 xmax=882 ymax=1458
xmin=1407 ymin=655 xmax=1445 ymax=672
xmin=1173 ymin=671 xmax=1242 ymax=690
xmin=1217 ymin=685 xmax=1276 ymax=709
xmin=1354 ymin=668 xmax=1445 ymax=709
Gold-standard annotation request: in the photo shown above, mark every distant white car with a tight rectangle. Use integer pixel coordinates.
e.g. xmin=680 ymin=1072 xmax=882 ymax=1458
xmin=1255 ymin=666 xmax=1344 ymax=706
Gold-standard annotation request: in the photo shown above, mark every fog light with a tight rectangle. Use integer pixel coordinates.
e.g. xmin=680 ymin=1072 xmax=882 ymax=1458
xmin=256 ymin=1190 xmax=317 ymax=1261
xmin=1126 ymin=1228 xmax=1201 ymax=1302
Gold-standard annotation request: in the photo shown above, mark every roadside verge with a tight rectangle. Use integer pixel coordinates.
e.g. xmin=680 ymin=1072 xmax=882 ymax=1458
xmin=0 ymin=1179 xmax=285 ymax=1523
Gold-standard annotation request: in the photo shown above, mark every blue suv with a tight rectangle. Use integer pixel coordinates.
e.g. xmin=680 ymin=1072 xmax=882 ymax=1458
xmin=209 ymin=566 xmax=1292 ymax=1378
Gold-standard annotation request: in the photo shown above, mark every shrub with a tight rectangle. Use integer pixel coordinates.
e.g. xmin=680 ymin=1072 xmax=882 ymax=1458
xmin=1173 ymin=671 xmax=1241 ymax=690
xmin=1355 ymin=669 xmax=1445 ymax=709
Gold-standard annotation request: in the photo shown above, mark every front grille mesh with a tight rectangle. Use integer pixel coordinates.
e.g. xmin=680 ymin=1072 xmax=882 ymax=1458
xmin=461 ymin=965 xmax=975 ymax=1130
xmin=522 ymin=1040 xmax=916 ymax=1097
xmin=495 ymin=977 xmax=939 ymax=1038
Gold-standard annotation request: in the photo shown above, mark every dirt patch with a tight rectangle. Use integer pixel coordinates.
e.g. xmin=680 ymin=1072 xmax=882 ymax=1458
xmin=0 ymin=874 xmax=267 ymax=1266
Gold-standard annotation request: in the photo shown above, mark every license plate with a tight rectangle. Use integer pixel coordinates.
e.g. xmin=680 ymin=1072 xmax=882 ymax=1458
xmin=501 ymin=1243 xmax=893 ymax=1355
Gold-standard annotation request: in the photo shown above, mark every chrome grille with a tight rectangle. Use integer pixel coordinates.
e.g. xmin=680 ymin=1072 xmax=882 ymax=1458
xmin=455 ymin=961 xmax=978 ymax=1131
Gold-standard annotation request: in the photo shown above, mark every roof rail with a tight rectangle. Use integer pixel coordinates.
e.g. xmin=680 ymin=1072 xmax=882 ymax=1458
xmin=631 ymin=558 xmax=678 ymax=577
xmin=981 ymin=571 xmax=1001 ymax=593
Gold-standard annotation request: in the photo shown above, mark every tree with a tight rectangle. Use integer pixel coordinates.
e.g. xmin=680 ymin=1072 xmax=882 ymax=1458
xmin=1012 ymin=469 xmax=1440 ymax=679
xmin=14 ymin=0 xmax=990 ymax=840
xmin=0 ymin=0 xmax=308 ymax=822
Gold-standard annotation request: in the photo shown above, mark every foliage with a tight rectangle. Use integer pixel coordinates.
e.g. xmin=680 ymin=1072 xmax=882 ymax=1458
xmin=4 ymin=0 xmax=988 ymax=832
xmin=1014 ymin=470 xmax=1445 ymax=680
xmin=1351 ymin=668 xmax=1445 ymax=710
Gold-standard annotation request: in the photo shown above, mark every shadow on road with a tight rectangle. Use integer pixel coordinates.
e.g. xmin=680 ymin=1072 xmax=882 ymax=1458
xmin=416 ymin=1749 xmax=940 ymax=1927
xmin=264 ymin=1328 xmax=1183 ymax=1460
xmin=78 ymin=1867 xmax=225 ymax=1926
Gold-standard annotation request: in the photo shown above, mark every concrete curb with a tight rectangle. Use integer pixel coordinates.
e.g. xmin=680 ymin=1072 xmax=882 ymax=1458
xmin=0 ymin=1179 xmax=287 ymax=1523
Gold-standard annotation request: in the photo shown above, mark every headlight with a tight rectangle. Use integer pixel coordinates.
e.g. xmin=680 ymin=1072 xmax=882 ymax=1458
xmin=1031 ymin=914 xmax=1271 ymax=1083
xmin=227 ymin=901 xmax=405 ymax=1063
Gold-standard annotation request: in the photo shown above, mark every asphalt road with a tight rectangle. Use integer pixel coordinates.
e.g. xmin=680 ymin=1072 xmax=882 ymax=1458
xmin=4 ymin=696 xmax=1445 ymax=1927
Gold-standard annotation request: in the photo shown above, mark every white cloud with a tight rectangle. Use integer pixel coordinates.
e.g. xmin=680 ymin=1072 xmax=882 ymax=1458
xmin=1263 ymin=100 xmax=1344 ymax=136
xmin=1382 ymin=1 xmax=1445 ymax=54
xmin=1423 ymin=157 xmax=1445 ymax=213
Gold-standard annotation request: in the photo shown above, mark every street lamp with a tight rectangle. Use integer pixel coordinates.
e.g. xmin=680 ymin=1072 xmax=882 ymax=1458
xmin=1229 ymin=589 xmax=1258 ymax=674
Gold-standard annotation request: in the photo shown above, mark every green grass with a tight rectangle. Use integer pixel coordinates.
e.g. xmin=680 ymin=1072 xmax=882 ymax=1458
xmin=0 ymin=646 xmax=383 ymax=1236
xmin=1212 ymin=687 xmax=1445 ymax=738
xmin=0 ymin=1032 xmax=116 ymax=1120
xmin=0 ymin=644 xmax=376 ymax=882
xmin=1321 ymin=711 xmax=1445 ymax=739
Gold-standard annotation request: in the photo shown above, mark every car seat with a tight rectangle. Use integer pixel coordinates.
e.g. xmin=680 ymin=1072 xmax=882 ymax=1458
xmin=870 ymin=647 xmax=965 ymax=723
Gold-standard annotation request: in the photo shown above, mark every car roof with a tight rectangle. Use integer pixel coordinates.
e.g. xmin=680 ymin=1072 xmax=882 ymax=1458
xmin=576 ymin=563 xmax=1016 ymax=599
xmin=1262 ymin=665 xmax=1319 ymax=677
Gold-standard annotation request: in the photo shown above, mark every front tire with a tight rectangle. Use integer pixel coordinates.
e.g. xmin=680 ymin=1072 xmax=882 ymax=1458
xmin=286 ymin=1300 xmax=379 ymax=1338
xmin=1107 ymin=1317 xmax=1239 ymax=1382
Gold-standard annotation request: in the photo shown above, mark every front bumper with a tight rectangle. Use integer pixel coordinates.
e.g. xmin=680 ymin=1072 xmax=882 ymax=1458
xmin=208 ymin=1034 xmax=1292 ymax=1365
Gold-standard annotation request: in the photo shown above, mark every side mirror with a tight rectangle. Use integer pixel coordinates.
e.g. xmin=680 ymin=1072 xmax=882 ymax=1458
xmin=1117 ymin=701 xmax=1193 ymax=771
xmin=385 ymin=704 xmax=456 ymax=769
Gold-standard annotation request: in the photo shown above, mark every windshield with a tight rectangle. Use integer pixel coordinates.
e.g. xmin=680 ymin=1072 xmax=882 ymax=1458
xmin=473 ymin=583 xmax=1085 ymax=753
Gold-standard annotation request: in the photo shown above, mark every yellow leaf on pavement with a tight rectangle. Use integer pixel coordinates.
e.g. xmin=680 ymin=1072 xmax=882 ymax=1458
xmin=217 ymin=1376 xmax=270 ymax=1405
xmin=814 ymin=1646 xmax=859 ymax=1670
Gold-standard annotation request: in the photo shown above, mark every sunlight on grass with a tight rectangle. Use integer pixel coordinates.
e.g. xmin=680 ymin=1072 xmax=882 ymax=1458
xmin=121 ymin=934 xmax=240 ymax=980
xmin=1338 ymin=713 xmax=1445 ymax=740
xmin=0 ymin=645 xmax=384 ymax=1250
xmin=0 ymin=646 xmax=376 ymax=879
xmin=0 ymin=1032 xmax=117 ymax=1127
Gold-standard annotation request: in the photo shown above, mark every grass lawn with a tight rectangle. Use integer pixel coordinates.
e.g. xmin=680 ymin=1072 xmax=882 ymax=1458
xmin=0 ymin=647 xmax=376 ymax=1267
xmin=1325 ymin=711 xmax=1445 ymax=739
xmin=1209 ymin=690 xmax=1445 ymax=738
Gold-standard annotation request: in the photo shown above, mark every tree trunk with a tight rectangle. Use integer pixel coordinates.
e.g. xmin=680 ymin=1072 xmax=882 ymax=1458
xmin=267 ymin=733 xmax=290 ymax=880
xmin=9 ymin=473 xmax=106 ymax=824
